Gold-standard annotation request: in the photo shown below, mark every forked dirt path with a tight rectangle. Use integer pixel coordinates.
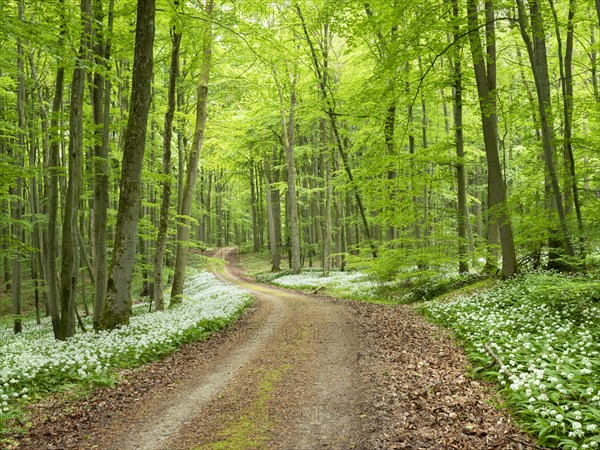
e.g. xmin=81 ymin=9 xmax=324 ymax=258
xmin=97 ymin=248 xmax=369 ymax=449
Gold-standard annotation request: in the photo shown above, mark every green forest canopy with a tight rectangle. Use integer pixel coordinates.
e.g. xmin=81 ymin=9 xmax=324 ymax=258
xmin=1 ymin=0 xmax=599 ymax=336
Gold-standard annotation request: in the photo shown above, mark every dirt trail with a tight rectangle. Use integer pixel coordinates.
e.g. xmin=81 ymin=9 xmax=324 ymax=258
xmin=16 ymin=249 xmax=539 ymax=450
xmin=99 ymin=248 xmax=369 ymax=449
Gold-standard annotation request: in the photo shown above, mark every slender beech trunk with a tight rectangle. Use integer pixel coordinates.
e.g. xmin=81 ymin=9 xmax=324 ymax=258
xmin=277 ymin=74 xmax=301 ymax=274
xmin=153 ymin=13 xmax=181 ymax=311
xmin=467 ymin=0 xmax=517 ymax=277
xmin=3 ymin=250 xmax=9 ymax=294
xmin=264 ymin=158 xmax=275 ymax=262
xmin=515 ymin=0 xmax=575 ymax=259
xmin=256 ymin=163 xmax=265 ymax=249
xmin=47 ymin=0 xmax=66 ymax=338
xmin=322 ymin=120 xmax=333 ymax=276
xmin=58 ymin=0 xmax=91 ymax=340
xmin=442 ymin=87 xmax=450 ymax=135
xmin=78 ymin=216 xmax=91 ymax=317
xmin=250 ymin=163 xmax=259 ymax=252
xmin=264 ymin=153 xmax=281 ymax=271
xmin=12 ymin=0 xmax=26 ymax=334
xmin=318 ymin=22 xmax=332 ymax=275
xmin=216 ymin=173 xmax=223 ymax=248
xmin=452 ymin=0 xmax=468 ymax=273
xmin=100 ymin=0 xmax=155 ymax=329
xmin=205 ymin=172 xmax=212 ymax=244
xmin=335 ymin=195 xmax=346 ymax=270
xmin=170 ymin=0 xmax=213 ymax=304
xmin=549 ymin=0 xmax=584 ymax=252
xmin=405 ymin=62 xmax=422 ymax=250
xmin=92 ymin=0 xmax=114 ymax=329
xmin=27 ymin=50 xmax=42 ymax=324
xmin=26 ymin=85 xmax=43 ymax=325
xmin=28 ymin=53 xmax=50 ymax=320
xmin=418 ymin=57 xmax=432 ymax=248
xmin=138 ymin=218 xmax=150 ymax=297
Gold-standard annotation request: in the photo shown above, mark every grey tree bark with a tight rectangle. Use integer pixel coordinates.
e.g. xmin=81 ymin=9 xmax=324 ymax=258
xmin=170 ymin=0 xmax=214 ymax=305
xmin=12 ymin=0 xmax=26 ymax=334
xmin=276 ymin=72 xmax=301 ymax=274
xmin=58 ymin=0 xmax=92 ymax=340
xmin=548 ymin=0 xmax=584 ymax=253
xmin=264 ymin=153 xmax=281 ymax=271
xmin=28 ymin=52 xmax=50 ymax=324
xmin=322 ymin=121 xmax=333 ymax=276
xmin=100 ymin=0 xmax=155 ymax=329
xmin=92 ymin=0 xmax=114 ymax=329
xmin=250 ymin=163 xmax=259 ymax=252
xmin=153 ymin=8 xmax=181 ymax=311
xmin=452 ymin=0 xmax=469 ymax=273
xmin=467 ymin=0 xmax=517 ymax=277
xmin=515 ymin=0 xmax=575 ymax=259
xmin=46 ymin=0 xmax=67 ymax=338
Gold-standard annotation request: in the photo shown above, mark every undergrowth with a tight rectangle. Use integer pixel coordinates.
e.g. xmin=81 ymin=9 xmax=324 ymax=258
xmin=0 ymin=269 xmax=252 ymax=446
xmin=420 ymin=271 xmax=600 ymax=449
xmin=258 ymin=266 xmax=488 ymax=305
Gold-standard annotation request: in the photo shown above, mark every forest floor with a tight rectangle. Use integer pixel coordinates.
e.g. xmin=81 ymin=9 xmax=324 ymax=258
xmin=13 ymin=249 xmax=540 ymax=449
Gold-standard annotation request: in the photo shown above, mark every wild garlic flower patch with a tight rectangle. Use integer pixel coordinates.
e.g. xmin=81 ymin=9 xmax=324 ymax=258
xmin=271 ymin=270 xmax=381 ymax=298
xmin=273 ymin=270 xmax=365 ymax=288
xmin=0 ymin=271 xmax=251 ymax=423
xmin=422 ymin=273 xmax=600 ymax=449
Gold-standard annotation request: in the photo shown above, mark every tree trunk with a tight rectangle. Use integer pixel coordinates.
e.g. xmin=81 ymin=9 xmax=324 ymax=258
xmin=153 ymin=13 xmax=181 ymax=311
xmin=419 ymin=57 xmax=431 ymax=249
xmin=92 ymin=0 xmax=114 ymax=329
xmin=205 ymin=172 xmax=212 ymax=245
xmin=452 ymin=0 xmax=469 ymax=273
xmin=467 ymin=0 xmax=517 ymax=277
xmin=250 ymin=163 xmax=259 ymax=252
xmin=47 ymin=0 xmax=67 ymax=338
xmin=515 ymin=0 xmax=575 ymax=259
xmin=279 ymin=76 xmax=301 ymax=274
xmin=322 ymin=120 xmax=333 ymax=276
xmin=170 ymin=0 xmax=214 ymax=305
xmin=176 ymin=89 xmax=185 ymax=217
xmin=404 ymin=62 xmax=423 ymax=252
xmin=28 ymin=52 xmax=51 ymax=322
xmin=58 ymin=0 xmax=92 ymax=340
xmin=264 ymin=153 xmax=281 ymax=271
xmin=216 ymin=173 xmax=223 ymax=248
xmin=12 ymin=0 xmax=26 ymax=334
xmin=336 ymin=192 xmax=347 ymax=270
xmin=549 ymin=0 xmax=584 ymax=253
xmin=100 ymin=0 xmax=155 ymax=329
xmin=78 ymin=216 xmax=91 ymax=317
xmin=256 ymin=162 xmax=265 ymax=249
xmin=138 ymin=214 xmax=150 ymax=297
